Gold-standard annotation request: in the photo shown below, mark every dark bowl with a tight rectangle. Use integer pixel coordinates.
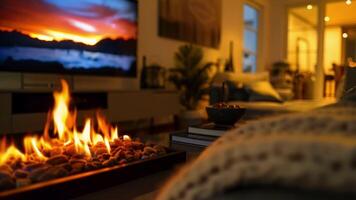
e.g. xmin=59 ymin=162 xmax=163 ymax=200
xmin=206 ymin=106 xmax=246 ymax=126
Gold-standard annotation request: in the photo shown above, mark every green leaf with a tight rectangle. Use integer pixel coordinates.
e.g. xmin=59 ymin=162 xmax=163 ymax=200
xmin=168 ymin=44 xmax=217 ymax=110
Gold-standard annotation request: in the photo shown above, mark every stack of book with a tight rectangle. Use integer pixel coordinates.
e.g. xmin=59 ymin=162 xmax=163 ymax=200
xmin=170 ymin=123 xmax=232 ymax=147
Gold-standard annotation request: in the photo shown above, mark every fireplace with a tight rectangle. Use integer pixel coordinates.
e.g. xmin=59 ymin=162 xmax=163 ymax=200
xmin=0 ymin=80 xmax=186 ymax=199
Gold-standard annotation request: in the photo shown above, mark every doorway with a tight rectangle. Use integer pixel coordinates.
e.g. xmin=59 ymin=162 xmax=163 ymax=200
xmin=287 ymin=1 xmax=356 ymax=99
xmin=324 ymin=1 xmax=356 ymax=97
xmin=287 ymin=4 xmax=318 ymax=99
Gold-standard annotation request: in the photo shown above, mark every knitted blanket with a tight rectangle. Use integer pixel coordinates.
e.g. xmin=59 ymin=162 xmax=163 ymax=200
xmin=157 ymin=103 xmax=356 ymax=200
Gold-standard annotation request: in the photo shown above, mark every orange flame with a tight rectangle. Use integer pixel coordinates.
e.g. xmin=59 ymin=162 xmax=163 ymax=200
xmin=0 ymin=80 xmax=128 ymax=165
xmin=0 ymin=145 xmax=26 ymax=165
xmin=53 ymin=80 xmax=71 ymax=141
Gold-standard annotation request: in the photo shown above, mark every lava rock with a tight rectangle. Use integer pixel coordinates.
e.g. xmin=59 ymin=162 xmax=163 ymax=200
xmin=10 ymin=159 xmax=23 ymax=170
xmin=131 ymin=141 xmax=144 ymax=150
xmin=50 ymin=147 xmax=63 ymax=157
xmin=112 ymin=139 xmax=123 ymax=147
xmin=0 ymin=138 xmax=168 ymax=193
xmin=29 ymin=166 xmax=50 ymax=182
xmin=141 ymin=155 xmax=149 ymax=160
xmin=14 ymin=169 xmax=29 ymax=179
xmin=37 ymin=166 xmax=68 ymax=182
xmin=71 ymin=153 xmax=86 ymax=160
xmin=0 ymin=171 xmax=13 ymax=180
xmin=118 ymin=159 xmax=127 ymax=165
xmin=64 ymin=144 xmax=76 ymax=156
xmin=16 ymin=178 xmax=31 ymax=188
xmin=46 ymin=155 xmax=68 ymax=166
xmin=154 ymin=145 xmax=167 ymax=155
xmin=124 ymin=153 xmax=134 ymax=162
xmin=84 ymin=163 xmax=95 ymax=171
xmin=24 ymin=163 xmax=46 ymax=172
xmin=102 ymin=158 xmax=116 ymax=167
xmin=133 ymin=151 xmax=142 ymax=160
xmin=58 ymin=163 xmax=72 ymax=172
xmin=92 ymin=161 xmax=102 ymax=169
xmin=102 ymin=153 xmax=110 ymax=160
xmin=0 ymin=165 xmax=13 ymax=174
xmin=94 ymin=142 xmax=106 ymax=149
xmin=71 ymin=162 xmax=85 ymax=172
xmin=0 ymin=176 xmax=15 ymax=190
xmin=143 ymin=147 xmax=157 ymax=155
xmin=69 ymin=159 xmax=87 ymax=165
xmin=94 ymin=148 xmax=107 ymax=156
xmin=114 ymin=150 xmax=125 ymax=161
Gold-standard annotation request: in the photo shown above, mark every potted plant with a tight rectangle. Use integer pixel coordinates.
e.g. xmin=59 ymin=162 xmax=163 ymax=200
xmin=169 ymin=44 xmax=215 ymax=126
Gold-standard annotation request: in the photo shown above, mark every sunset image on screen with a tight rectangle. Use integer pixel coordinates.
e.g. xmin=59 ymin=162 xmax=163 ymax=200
xmin=0 ymin=0 xmax=137 ymax=76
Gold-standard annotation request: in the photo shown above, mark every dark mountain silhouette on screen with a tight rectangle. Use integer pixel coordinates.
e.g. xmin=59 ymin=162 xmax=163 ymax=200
xmin=0 ymin=30 xmax=136 ymax=56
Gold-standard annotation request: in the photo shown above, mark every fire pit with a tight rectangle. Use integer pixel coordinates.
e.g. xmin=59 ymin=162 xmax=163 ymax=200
xmin=0 ymin=80 xmax=186 ymax=199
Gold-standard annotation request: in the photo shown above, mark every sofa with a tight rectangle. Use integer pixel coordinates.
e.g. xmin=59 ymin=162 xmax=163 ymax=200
xmin=209 ymin=72 xmax=335 ymax=120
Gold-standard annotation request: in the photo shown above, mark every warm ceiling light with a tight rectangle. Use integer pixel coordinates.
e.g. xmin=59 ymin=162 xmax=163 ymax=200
xmin=346 ymin=0 xmax=352 ymax=5
xmin=306 ymin=4 xmax=313 ymax=10
xmin=343 ymin=33 xmax=348 ymax=38
xmin=324 ymin=16 xmax=330 ymax=22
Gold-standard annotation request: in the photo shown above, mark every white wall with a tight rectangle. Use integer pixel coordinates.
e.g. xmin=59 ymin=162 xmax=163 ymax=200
xmin=138 ymin=0 xmax=271 ymax=74
xmin=269 ymin=0 xmax=326 ymax=99
xmin=269 ymin=0 xmax=338 ymax=62
xmin=287 ymin=11 xmax=318 ymax=72
xmin=269 ymin=0 xmax=288 ymax=64
xmin=324 ymin=26 xmax=342 ymax=71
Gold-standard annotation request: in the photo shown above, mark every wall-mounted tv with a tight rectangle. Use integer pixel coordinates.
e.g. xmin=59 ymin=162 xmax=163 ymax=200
xmin=0 ymin=0 xmax=137 ymax=77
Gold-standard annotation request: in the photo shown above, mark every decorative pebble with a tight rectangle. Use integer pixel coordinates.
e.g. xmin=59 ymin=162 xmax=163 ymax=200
xmin=0 ymin=138 xmax=167 ymax=192
xmin=46 ymin=155 xmax=68 ymax=166
xmin=14 ymin=169 xmax=29 ymax=179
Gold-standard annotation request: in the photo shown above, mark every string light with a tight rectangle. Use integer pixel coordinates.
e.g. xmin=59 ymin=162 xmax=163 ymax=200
xmin=342 ymin=33 xmax=348 ymax=38
xmin=346 ymin=0 xmax=352 ymax=5
xmin=306 ymin=4 xmax=313 ymax=10
xmin=324 ymin=16 xmax=330 ymax=22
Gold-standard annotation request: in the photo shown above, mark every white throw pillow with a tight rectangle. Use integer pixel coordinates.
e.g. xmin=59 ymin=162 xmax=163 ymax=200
xmin=212 ymin=72 xmax=269 ymax=86
xmin=246 ymin=81 xmax=283 ymax=103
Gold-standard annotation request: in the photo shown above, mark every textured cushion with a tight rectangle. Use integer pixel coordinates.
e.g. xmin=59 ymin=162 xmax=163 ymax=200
xmin=275 ymin=88 xmax=294 ymax=101
xmin=157 ymin=103 xmax=356 ymax=200
xmin=341 ymin=85 xmax=356 ymax=102
xmin=246 ymin=81 xmax=283 ymax=103
xmin=212 ymin=72 xmax=269 ymax=86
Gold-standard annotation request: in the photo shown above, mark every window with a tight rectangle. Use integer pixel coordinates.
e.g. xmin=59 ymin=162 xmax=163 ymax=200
xmin=243 ymin=4 xmax=259 ymax=72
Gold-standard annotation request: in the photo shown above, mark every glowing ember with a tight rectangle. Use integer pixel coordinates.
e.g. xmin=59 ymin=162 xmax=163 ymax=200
xmin=123 ymin=135 xmax=131 ymax=141
xmin=0 ymin=80 xmax=167 ymax=191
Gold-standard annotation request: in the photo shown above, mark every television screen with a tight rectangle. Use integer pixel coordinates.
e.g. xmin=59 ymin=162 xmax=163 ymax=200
xmin=0 ymin=0 xmax=137 ymax=77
